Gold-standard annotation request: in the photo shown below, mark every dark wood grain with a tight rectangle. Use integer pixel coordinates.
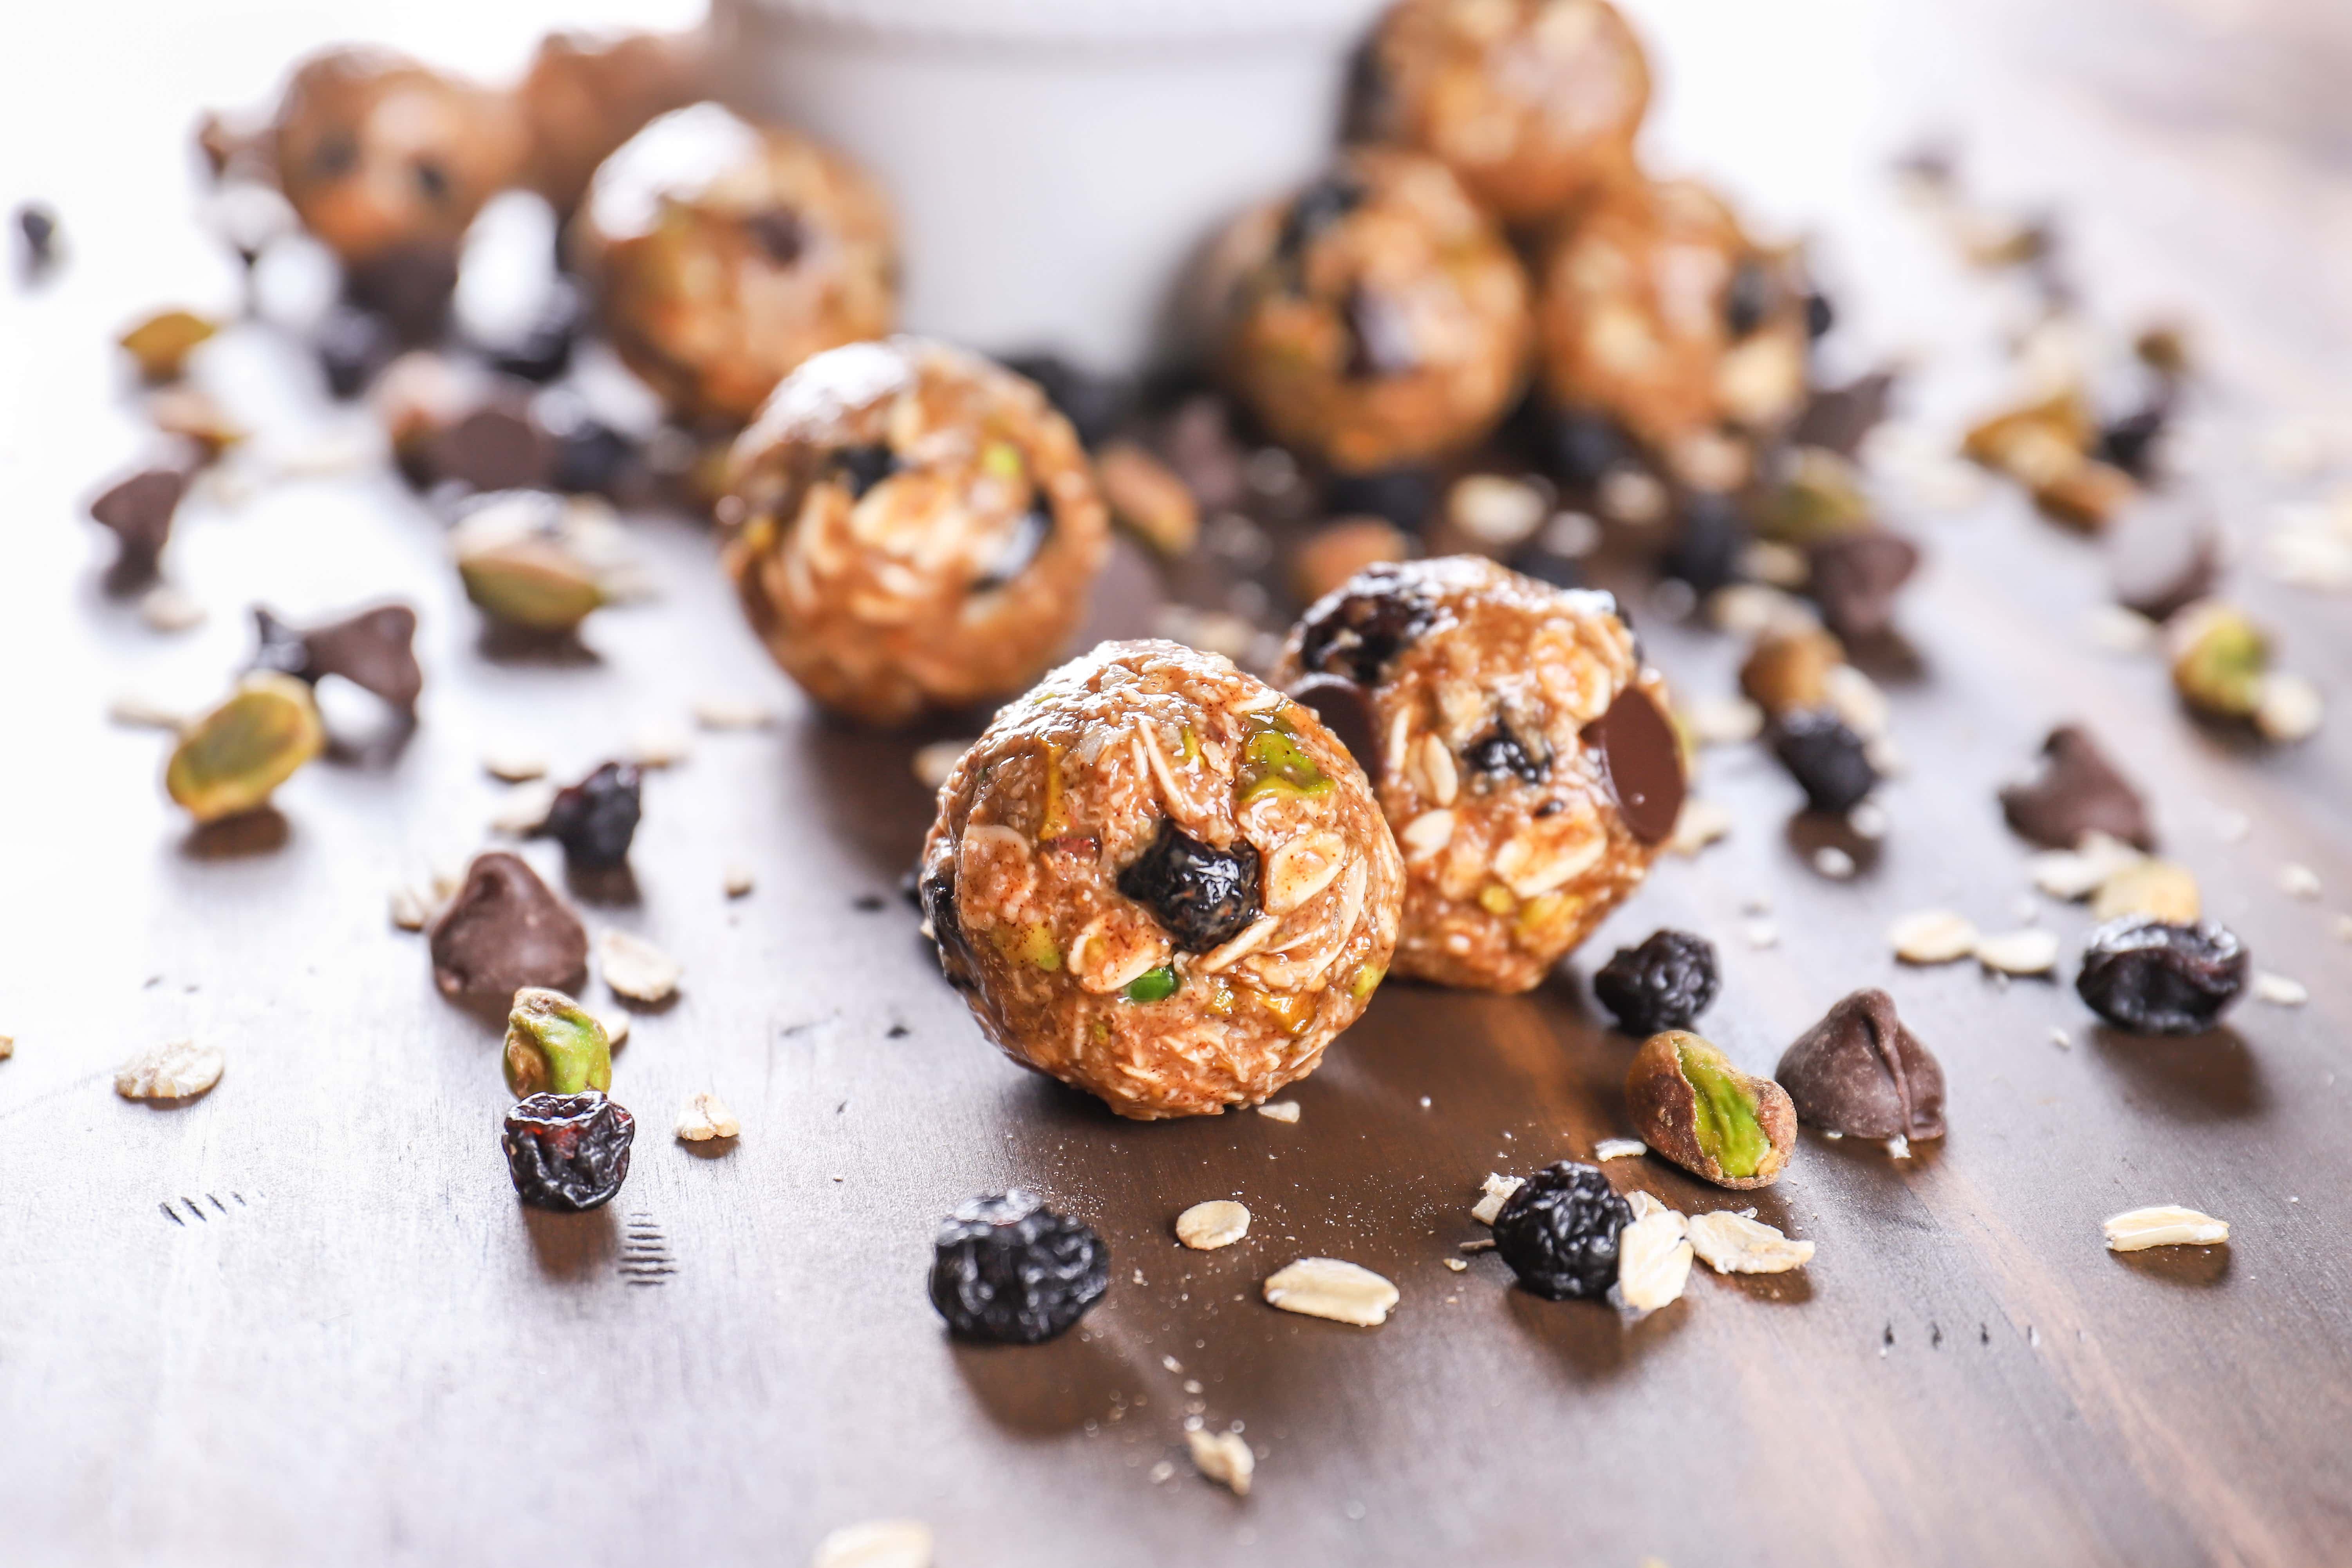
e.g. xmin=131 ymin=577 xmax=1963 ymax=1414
xmin=4 ymin=2 xmax=2352 ymax=1564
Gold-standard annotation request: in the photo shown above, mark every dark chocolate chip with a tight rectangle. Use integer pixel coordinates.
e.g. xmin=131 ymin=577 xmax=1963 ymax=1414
xmin=745 ymin=207 xmax=806 ymax=267
xmin=342 ymin=241 xmax=459 ymax=346
xmin=1998 ymin=724 xmax=2154 ymax=851
xmin=1285 ymin=673 xmax=1380 ymax=784
xmin=1790 ymin=372 xmax=1895 ymax=459
xmin=249 ymin=602 xmax=421 ymax=714
xmin=425 ymin=403 xmax=554 ymax=493
xmin=1581 ymin=685 xmax=1684 ymax=845
xmin=426 ymin=851 xmax=589 ymax=1005
xmin=1662 ymin=491 xmax=1749 ymax=596
xmin=89 ymin=466 xmax=188 ymax=575
xmin=1342 ymin=284 xmax=1417 ymax=379
xmin=1322 ymin=464 xmax=1439 ymax=532
xmin=1776 ymin=987 xmax=1946 ymax=1140
xmin=1724 ymin=258 xmax=1774 ymax=339
xmin=1004 ymin=354 xmax=1131 ymax=450
xmin=1806 ymin=528 xmax=1920 ymax=641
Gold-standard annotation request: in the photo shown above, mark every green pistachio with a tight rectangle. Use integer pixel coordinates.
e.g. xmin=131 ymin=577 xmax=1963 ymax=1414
xmin=1123 ymin=965 xmax=1178 ymax=1003
xmin=1019 ymin=923 xmax=1061 ymax=972
xmin=164 ymin=672 xmax=325 ymax=823
xmin=502 ymin=987 xmax=612 ymax=1097
xmin=1676 ymin=1036 xmax=1773 ymax=1179
xmin=1348 ymin=963 xmax=1386 ymax=1002
xmin=119 ymin=309 xmax=217 ymax=383
xmin=457 ymin=537 xmax=606 ymax=633
xmin=1756 ymin=446 xmax=1872 ymax=544
xmin=1235 ymin=712 xmax=1331 ymax=803
xmin=1625 ymin=1030 xmax=1795 ymax=1190
xmin=2168 ymin=602 xmax=2268 ymax=719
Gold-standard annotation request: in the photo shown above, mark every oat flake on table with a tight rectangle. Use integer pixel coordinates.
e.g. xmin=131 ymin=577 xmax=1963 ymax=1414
xmin=1613 ymin=1209 xmax=1694 ymax=1313
xmin=1889 ymin=909 xmax=1979 ymax=965
xmin=1187 ymin=1429 xmax=1255 ymax=1495
xmin=1975 ymin=928 xmax=2059 ymax=975
xmin=599 ymin=929 xmax=682 ymax=1003
xmin=809 ymin=1519 xmax=933 ymax=1568
xmin=1471 ymin=1172 xmax=1522 ymax=1225
xmin=2252 ymin=972 xmax=2309 ymax=1006
xmin=482 ymin=749 xmax=547 ymax=783
xmin=115 ymin=1039 xmax=224 ymax=1101
xmin=2103 ymin=1206 xmax=2229 ymax=1251
xmin=674 ymin=1091 xmax=740 ymax=1141
xmin=1687 ymin=1210 xmax=1815 ymax=1274
xmin=1262 ymin=1257 xmax=1398 ymax=1327
xmin=1175 ymin=1200 xmax=1250 ymax=1250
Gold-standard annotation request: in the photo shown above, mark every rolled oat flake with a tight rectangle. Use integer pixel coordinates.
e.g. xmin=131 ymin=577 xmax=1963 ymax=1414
xmin=1263 ymin=1257 xmax=1398 ymax=1326
xmin=116 ymin=1039 xmax=224 ymax=1101
xmin=2103 ymin=1206 xmax=2229 ymax=1252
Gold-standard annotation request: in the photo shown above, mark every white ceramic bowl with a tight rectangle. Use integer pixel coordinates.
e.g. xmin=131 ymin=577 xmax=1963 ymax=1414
xmin=710 ymin=0 xmax=1391 ymax=373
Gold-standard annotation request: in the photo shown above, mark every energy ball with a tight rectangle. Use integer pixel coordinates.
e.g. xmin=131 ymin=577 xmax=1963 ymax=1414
xmin=722 ymin=338 xmax=1111 ymax=725
xmin=269 ymin=47 xmax=528 ymax=264
xmin=1274 ymin=555 xmax=1681 ymax=991
xmin=1214 ymin=148 xmax=1531 ymax=473
xmin=516 ymin=29 xmax=706 ymax=217
xmin=573 ymin=102 xmax=895 ymax=426
xmin=1360 ymin=0 xmax=1650 ymax=226
xmin=921 ymin=640 xmax=1405 ymax=1120
xmin=1534 ymin=173 xmax=1809 ymax=464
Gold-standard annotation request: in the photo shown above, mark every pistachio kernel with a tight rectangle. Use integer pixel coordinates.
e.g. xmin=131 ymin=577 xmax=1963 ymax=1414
xmin=164 ymin=672 xmax=325 ymax=822
xmin=502 ymin=987 xmax=613 ymax=1098
xmin=456 ymin=536 xmax=606 ymax=633
xmin=1122 ymin=964 xmax=1178 ymax=1003
xmin=2166 ymin=602 xmax=2269 ymax=719
xmin=1624 ymin=1030 xmax=1796 ymax=1190
xmin=119 ymin=309 xmax=218 ymax=383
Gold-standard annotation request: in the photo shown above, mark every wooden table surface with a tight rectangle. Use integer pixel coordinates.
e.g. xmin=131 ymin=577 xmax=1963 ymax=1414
xmin=5 ymin=2 xmax=2351 ymax=1563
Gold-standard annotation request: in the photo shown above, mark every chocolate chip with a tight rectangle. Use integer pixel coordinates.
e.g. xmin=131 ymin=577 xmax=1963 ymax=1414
xmin=1776 ymin=988 xmax=1946 ymax=1139
xmin=298 ymin=603 xmax=423 ymax=714
xmin=343 ymin=241 xmax=459 ymax=346
xmin=1582 ymin=685 xmax=1684 ymax=845
xmin=89 ymin=465 xmax=189 ymax=577
xmin=2107 ymin=499 xmax=2219 ymax=623
xmin=425 ymin=402 xmax=554 ymax=493
xmin=1285 ymin=673 xmax=1380 ymax=784
xmin=1790 ymin=372 xmax=1895 ymax=459
xmin=1322 ymin=464 xmax=1439 ymax=532
xmin=1998 ymin=724 xmax=2154 ymax=851
xmin=1806 ymin=528 xmax=1920 ymax=641
xmin=745 ymin=208 xmax=806 ymax=267
xmin=426 ymin=851 xmax=589 ymax=1005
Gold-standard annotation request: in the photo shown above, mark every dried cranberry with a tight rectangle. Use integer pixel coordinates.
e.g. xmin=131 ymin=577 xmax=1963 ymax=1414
xmin=502 ymin=1091 xmax=635 ymax=1212
xmin=929 ymin=1190 xmax=1109 ymax=1344
xmin=1117 ymin=820 xmax=1261 ymax=953
xmin=1592 ymin=929 xmax=1720 ymax=1035
xmin=540 ymin=762 xmax=642 ymax=870
xmin=1492 ymin=1162 xmax=1630 ymax=1301
xmin=2076 ymin=917 xmax=2247 ymax=1035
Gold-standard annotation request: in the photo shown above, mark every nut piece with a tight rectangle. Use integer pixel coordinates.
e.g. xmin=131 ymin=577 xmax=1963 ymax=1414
xmin=1187 ymin=1429 xmax=1255 ymax=1497
xmin=1097 ymin=440 xmax=1199 ymax=557
xmin=1888 ymin=909 xmax=1979 ymax=965
xmin=1624 ymin=1031 xmax=1796 ymax=1190
xmin=119 ymin=309 xmax=217 ymax=383
xmin=115 ymin=1039 xmax=225 ymax=1101
xmin=1470 ymin=1172 xmax=1523 ymax=1225
xmin=502 ymin=986 xmax=612 ymax=1098
xmin=2166 ymin=602 xmax=2268 ymax=719
xmin=1975 ymin=928 xmax=2060 ymax=975
xmin=2103 ymin=1205 xmax=2229 ymax=1252
xmin=1262 ymin=1257 xmax=1399 ymax=1327
xmin=1739 ymin=625 xmax=1845 ymax=715
xmin=1777 ymin=987 xmax=1946 ymax=1140
xmin=810 ymin=1519 xmax=934 ymax=1568
xmin=675 ymin=1090 xmax=741 ymax=1141
xmin=1612 ymin=1208 xmax=1695 ymax=1313
xmin=452 ymin=500 xmax=607 ymax=633
xmin=1687 ymin=1210 xmax=1815 ymax=1274
xmin=164 ymin=672 xmax=326 ymax=822
xmin=2091 ymin=859 xmax=2200 ymax=924
xmin=598 ymin=928 xmax=681 ymax=1003
xmin=1175 ymin=1200 xmax=1251 ymax=1250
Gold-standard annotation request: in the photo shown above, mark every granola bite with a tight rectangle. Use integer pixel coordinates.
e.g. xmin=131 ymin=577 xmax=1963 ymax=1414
xmin=722 ymin=338 xmax=1111 ymax=725
xmin=1274 ymin=555 xmax=1680 ymax=991
xmin=269 ymin=47 xmax=528 ymax=264
xmin=1213 ymin=148 xmax=1532 ymax=473
xmin=516 ymin=29 xmax=706 ymax=216
xmin=1360 ymin=0 xmax=1650 ymax=225
xmin=572 ymin=103 xmax=895 ymax=426
xmin=1534 ymin=172 xmax=1809 ymax=464
xmin=921 ymin=640 xmax=1405 ymax=1120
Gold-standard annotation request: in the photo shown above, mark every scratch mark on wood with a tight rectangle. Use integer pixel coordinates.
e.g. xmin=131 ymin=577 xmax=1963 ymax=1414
xmin=161 ymin=1201 xmax=184 ymax=1226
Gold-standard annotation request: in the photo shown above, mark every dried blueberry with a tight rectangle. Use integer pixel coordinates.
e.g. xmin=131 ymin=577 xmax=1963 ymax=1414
xmin=1725 ymin=257 xmax=1774 ymax=338
xmin=502 ymin=1091 xmax=635 ymax=1212
xmin=831 ymin=443 xmax=899 ymax=500
xmin=1772 ymin=708 xmax=1878 ymax=815
xmin=482 ymin=278 xmax=585 ymax=384
xmin=1004 ymin=354 xmax=1130 ymax=450
xmin=1463 ymin=726 xmax=1546 ymax=784
xmin=1806 ymin=291 xmax=1835 ymax=339
xmin=1592 ymin=929 xmax=1720 ymax=1036
xmin=1491 ymin=1162 xmax=1630 ymax=1301
xmin=1662 ymin=491 xmax=1749 ymax=596
xmin=973 ymin=502 xmax=1051 ymax=591
xmin=1118 ymin=820 xmax=1261 ymax=953
xmin=551 ymin=417 xmax=637 ymax=498
xmin=1543 ymin=410 xmax=1631 ymax=489
xmin=2076 ymin=917 xmax=2247 ymax=1035
xmin=539 ymin=762 xmax=642 ymax=870
xmin=16 ymin=202 xmax=58 ymax=277
xmin=2098 ymin=403 xmax=2169 ymax=481
xmin=1293 ymin=563 xmax=1435 ymax=685
xmin=929 ymin=1190 xmax=1109 ymax=1344
xmin=1323 ymin=464 xmax=1440 ymax=532
xmin=1274 ymin=172 xmax=1365 ymax=277
xmin=919 ymin=865 xmax=978 ymax=986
